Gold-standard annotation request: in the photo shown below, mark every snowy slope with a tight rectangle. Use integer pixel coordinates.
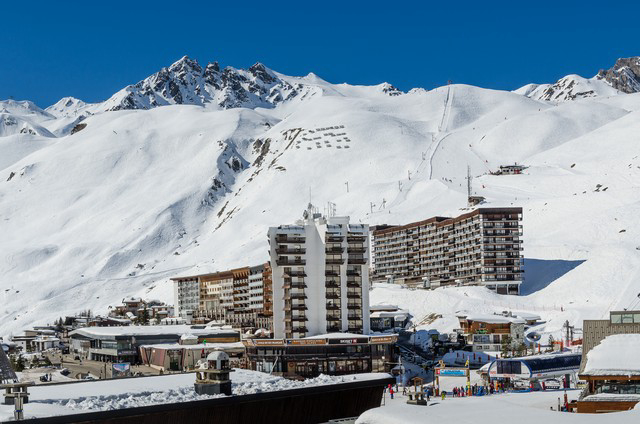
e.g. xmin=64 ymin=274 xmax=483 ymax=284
xmin=1 ymin=57 xmax=640 ymax=340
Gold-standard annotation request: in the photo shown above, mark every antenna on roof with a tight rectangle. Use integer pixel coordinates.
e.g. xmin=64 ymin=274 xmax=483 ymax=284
xmin=467 ymin=165 xmax=472 ymax=199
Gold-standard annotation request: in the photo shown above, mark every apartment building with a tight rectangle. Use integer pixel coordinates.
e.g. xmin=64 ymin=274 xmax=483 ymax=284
xmin=249 ymin=263 xmax=273 ymax=315
xmin=171 ymin=264 xmax=272 ymax=327
xmin=171 ymin=276 xmax=200 ymax=322
xmin=372 ymin=207 xmax=523 ymax=294
xmin=268 ymin=207 xmax=371 ymax=339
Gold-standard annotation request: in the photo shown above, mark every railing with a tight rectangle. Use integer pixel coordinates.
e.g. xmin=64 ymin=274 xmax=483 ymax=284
xmin=325 ymin=247 xmax=344 ymax=254
xmin=276 ymin=258 xmax=306 ymax=266
xmin=326 ymin=258 xmax=345 ymax=265
xmin=325 ymin=270 xmax=340 ymax=276
xmin=348 ymin=257 xmax=367 ymax=265
xmin=284 ymin=270 xmax=307 ymax=277
xmin=276 ymin=235 xmax=306 ymax=244
xmin=276 ymin=247 xmax=306 ymax=254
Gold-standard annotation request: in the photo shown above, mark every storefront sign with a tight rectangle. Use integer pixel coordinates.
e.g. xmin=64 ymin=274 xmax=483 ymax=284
xmin=252 ymin=339 xmax=285 ymax=346
xmin=286 ymin=339 xmax=327 ymax=345
xmin=329 ymin=338 xmax=368 ymax=345
xmin=370 ymin=336 xmax=396 ymax=344
xmin=436 ymin=369 xmax=467 ymax=377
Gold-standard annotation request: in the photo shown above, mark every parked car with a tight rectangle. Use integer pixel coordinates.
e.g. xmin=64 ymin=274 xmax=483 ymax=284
xmin=60 ymin=368 xmax=70 ymax=376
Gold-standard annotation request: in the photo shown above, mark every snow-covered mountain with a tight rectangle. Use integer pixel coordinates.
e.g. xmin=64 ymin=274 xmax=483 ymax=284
xmin=515 ymin=56 xmax=640 ymax=102
xmin=1 ymin=56 xmax=640 ymax=342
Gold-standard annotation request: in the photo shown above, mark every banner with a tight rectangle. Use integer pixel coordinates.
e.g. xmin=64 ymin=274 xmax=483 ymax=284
xmin=436 ymin=368 xmax=467 ymax=377
xmin=112 ymin=363 xmax=131 ymax=378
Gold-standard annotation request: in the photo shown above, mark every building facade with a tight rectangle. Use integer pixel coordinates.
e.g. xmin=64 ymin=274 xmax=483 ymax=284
xmin=457 ymin=312 xmax=525 ymax=352
xmin=172 ymin=276 xmax=200 ymax=322
xmin=172 ymin=264 xmax=273 ymax=329
xmin=580 ymin=310 xmax=640 ymax=373
xmin=244 ymin=334 xmax=396 ymax=378
xmin=268 ymin=208 xmax=371 ymax=339
xmin=372 ymin=207 xmax=524 ymax=294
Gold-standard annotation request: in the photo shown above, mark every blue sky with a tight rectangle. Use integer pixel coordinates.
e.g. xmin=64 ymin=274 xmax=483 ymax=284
xmin=2 ymin=0 xmax=638 ymax=108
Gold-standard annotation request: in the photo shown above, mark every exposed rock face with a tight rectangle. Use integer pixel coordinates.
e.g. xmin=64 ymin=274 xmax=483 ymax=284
xmin=103 ymin=56 xmax=307 ymax=111
xmin=596 ymin=57 xmax=640 ymax=94
xmin=101 ymin=56 xmax=405 ymax=112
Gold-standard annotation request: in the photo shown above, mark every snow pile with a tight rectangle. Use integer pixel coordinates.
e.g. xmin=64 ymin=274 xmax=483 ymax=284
xmin=357 ymin=389 xmax=640 ymax=424
xmin=13 ymin=370 xmax=389 ymax=416
xmin=582 ymin=334 xmax=640 ymax=376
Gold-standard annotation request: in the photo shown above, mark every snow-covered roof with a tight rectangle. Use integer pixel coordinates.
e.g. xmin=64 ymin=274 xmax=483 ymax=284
xmin=457 ymin=312 xmax=525 ymax=324
xmin=139 ymin=342 xmax=245 ymax=350
xmin=582 ymin=334 xmax=640 ymax=376
xmin=369 ymin=304 xmax=400 ymax=312
xmin=306 ymin=333 xmax=369 ymax=340
xmin=513 ymin=312 xmax=542 ymax=321
xmin=370 ymin=311 xmax=409 ymax=319
xmin=180 ymin=334 xmax=198 ymax=340
xmin=70 ymin=325 xmax=238 ymax=339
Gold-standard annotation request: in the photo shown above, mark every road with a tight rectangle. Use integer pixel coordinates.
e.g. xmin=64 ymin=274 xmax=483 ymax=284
xmin=45 ymin=352 xmax=161 ymax=380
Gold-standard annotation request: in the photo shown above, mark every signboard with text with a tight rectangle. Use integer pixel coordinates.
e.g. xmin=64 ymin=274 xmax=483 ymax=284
xmin=436 ymin=369 xmax=467 ymax=377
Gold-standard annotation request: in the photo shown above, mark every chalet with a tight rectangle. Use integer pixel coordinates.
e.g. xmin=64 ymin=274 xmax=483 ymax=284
xmin=577 ymin=334 xmax=640 ymax=413
xmin=456 ymin=312 xmax=525 ymax=352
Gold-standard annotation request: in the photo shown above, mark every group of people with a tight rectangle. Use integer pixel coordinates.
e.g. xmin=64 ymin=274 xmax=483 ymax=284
xmin=387 ymin=380 xmax=509 ymax=402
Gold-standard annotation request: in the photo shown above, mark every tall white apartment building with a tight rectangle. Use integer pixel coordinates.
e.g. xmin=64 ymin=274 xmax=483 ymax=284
xmin=171 ymin=276 xmax=200 ymax=322
xmin=268 ymin=206 xmax=370 ymax=339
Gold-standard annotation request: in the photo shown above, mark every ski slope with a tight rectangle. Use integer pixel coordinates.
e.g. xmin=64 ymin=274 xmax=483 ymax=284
xmin=1 ymin=60 xmax=640 ymax=339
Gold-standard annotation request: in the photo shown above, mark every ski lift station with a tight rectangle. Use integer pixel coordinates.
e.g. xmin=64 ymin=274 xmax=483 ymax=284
xmin=488 ymin=352 xmax=581 ymax=381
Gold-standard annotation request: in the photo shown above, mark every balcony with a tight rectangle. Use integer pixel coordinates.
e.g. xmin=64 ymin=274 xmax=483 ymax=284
xmin=346 ymin=270 xmax=361 ymax=276
xmin=326 ymin=258 xmax=345 ymax=265
xmin=326 ymin=315 xmax=341 ymax=321
xmin=276 ymin=247 xmax=306 ymax=254
xmin=325 ymin=270 xmax=339 ymax=277
xmin=347 ymin=292 xmax=361 ymax=299
xmin=284 ymin=304 xmax=307 ymax=311
xmin=347 ymin=281 xmax=361 ymax=288
xmin=348 ymin=257 xmax=367 ymax=265
xmin=284 ymin=270 xmax=307 ymax=277
xmin=326 ymin=293 xmax=341 ymax=299
xmin=276 ymin=258 xmax=306 ymax=266
xmin=325 ymin=280 xmax=340 ymax=288
xmin=276 ymin=235 xmax=305 ymax=244
xmin=347 ymin=246 xmax=366 ymax=254
xmin=288 ymin=292 xmax=307 ymax=300
xmin=326 ymin=303 xmax=340 ymax=310
xmin=291 ymin=315 xmax=308 ymax=322
xmin=347 ymin=235 xmax=366 ymax=242
xmin=347 ymin=303 xmax=362 ymax=310
xmin=326 ymin=235 xmax=344 ymax=243
xmin=326 ymin=326 xmax=341 ymax=332
xmin=283 ymin=281 xmax=307 ymax=289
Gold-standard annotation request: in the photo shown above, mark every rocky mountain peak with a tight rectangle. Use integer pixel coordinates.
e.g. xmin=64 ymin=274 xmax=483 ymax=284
xmin=596 ymin=56 xmax=640 ymax=94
